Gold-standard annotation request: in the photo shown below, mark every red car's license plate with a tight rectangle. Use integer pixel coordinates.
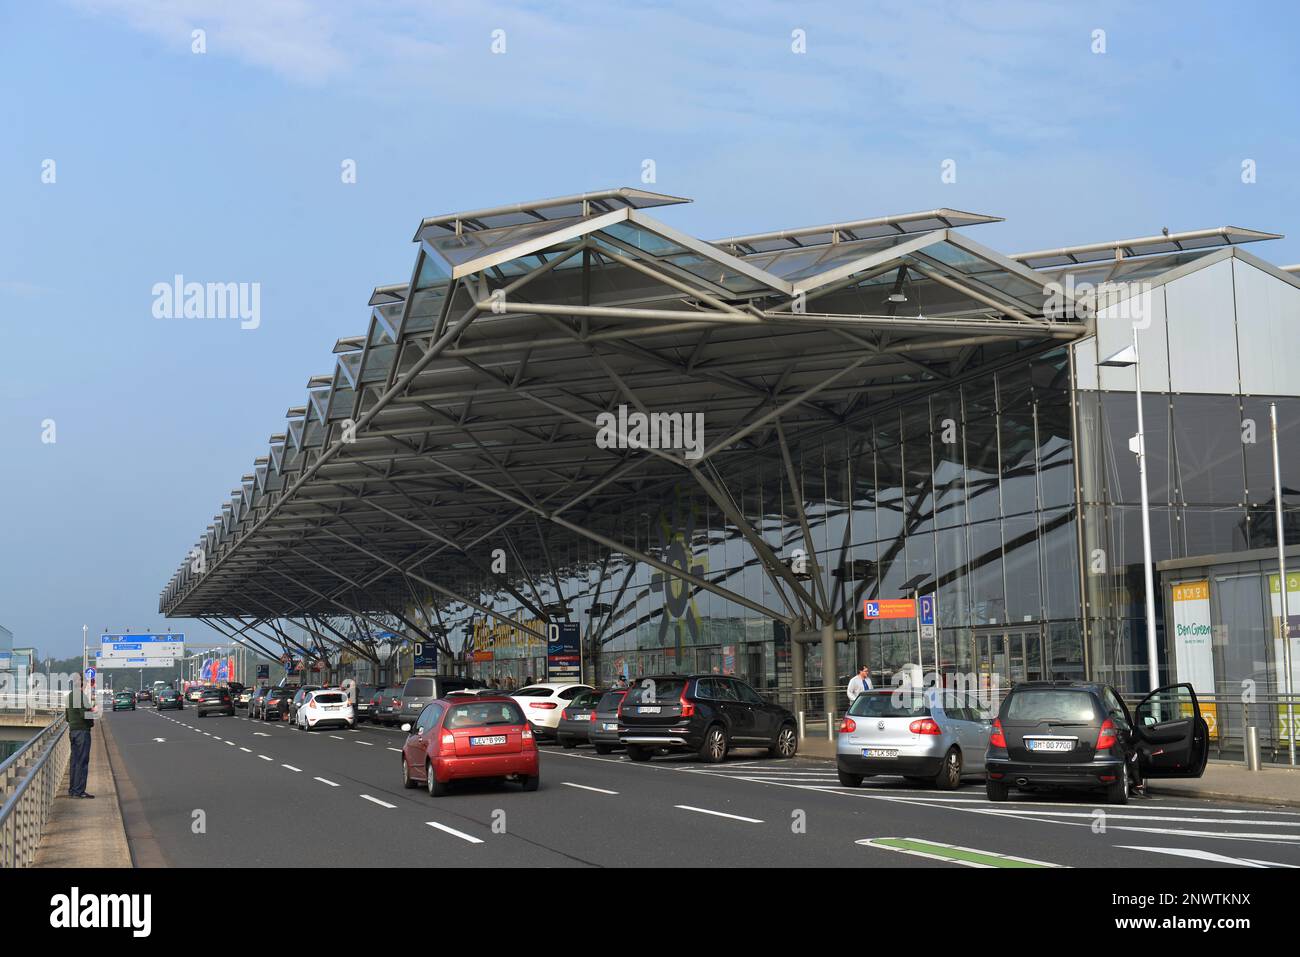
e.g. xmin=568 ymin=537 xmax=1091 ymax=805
xmin=470 ymin=735 xmax=507 ymax=746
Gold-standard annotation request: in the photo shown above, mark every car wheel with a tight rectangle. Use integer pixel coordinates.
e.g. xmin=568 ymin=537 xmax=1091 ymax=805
xmin=1107 ymin=762 xmax=1130 ymax=806
xmin=986 ymin=779 xmax=1009 ymax=802
xmin=936 ymin=747 xmax=962 ymax=791
xmin=594 ymin=744 xmax=613 ymax=755
xmin=521 ymin=773 xmax=540 ymax=792
xmin=699 ymin=725 xmax=728 ymax=764
xmin=560 ymin=736 xmax=577 ymax=749
xmin=769 ymin=724 xmax=798 ymax=759
xmin=626 ymin=745 xmax=653 ymax=762
xmin=426 ymin=761 xmax=449 ymax=797
xmin=837 ymin=769 xmax=864 ymax=787
xmin=401 ymin=757 xmax=416 ymax=789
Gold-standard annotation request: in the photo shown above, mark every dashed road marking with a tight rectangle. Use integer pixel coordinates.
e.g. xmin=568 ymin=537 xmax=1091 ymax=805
xmin=674 ymin=805 xmax=763 ymax=824
xmin=426 ymin=821 xmax=483 ymax=844
xmin=361 ymin=794 xmax=396 ymax=808
xmin=563 ymin=782 xmax=619 ymax=795
xmin=315 ymin=777 xmax=339 ymax=787
xmin=282 ymin=764 xmax=302 ymax=772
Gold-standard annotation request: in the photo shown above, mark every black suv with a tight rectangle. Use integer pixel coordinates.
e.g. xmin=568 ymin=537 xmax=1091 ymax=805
xmin=618 ymin=675 xmax=798 ymax=763
xmin=196 ymin=687 xmax=235 ymax=718
xmin=985 ymin=681 xmax=1209 ymax=805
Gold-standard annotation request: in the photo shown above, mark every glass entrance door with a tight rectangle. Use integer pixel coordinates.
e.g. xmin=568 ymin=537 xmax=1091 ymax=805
xmin=974 ymin=625 xmax=1046 ymax=690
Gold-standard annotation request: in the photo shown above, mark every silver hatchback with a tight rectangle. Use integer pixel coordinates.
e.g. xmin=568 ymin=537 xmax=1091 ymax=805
xmin=836 ymin=687 xmax=993 ymax=790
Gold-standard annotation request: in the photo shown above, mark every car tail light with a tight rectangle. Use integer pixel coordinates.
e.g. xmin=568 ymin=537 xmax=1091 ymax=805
xmin=989 ymin=718 xmax=1007 ymax=749
xmin=529 ymin=702 xmax=557 ymax=710
xmin=679 ymin=688 xmax=695 ymax=718
xmin=439 ymin=733 xmax=455 ymax=754
xmin=522 ymin=727 xmax=535 ymax=747
xmin=1096 ymin=718 xmax=1118 ymax=751
xmin=838 ymin=716 xmax=856 ymax=733
xmin=560 ymin=708 xmax=571 ymax=720
xmin=909 ymin=718 xmax=941 ymax=735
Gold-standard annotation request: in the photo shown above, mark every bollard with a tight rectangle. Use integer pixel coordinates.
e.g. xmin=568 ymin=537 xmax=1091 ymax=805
xmin=797 ymin=710 xmax=806 ymax=740
xmin=1245 ymin=726 xmax=1261 ymax=771
xmin=826 ymin=711 xmax=835 ymax=741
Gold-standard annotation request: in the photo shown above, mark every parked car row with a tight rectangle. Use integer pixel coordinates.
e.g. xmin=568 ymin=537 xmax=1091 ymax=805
xmin=834 ymin=681 xmax=1210 ymax=805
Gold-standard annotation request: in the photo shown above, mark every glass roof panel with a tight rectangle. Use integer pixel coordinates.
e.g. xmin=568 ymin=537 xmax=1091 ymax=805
xmin=598 ymin=222 xmax=772 ymax=295
xmin=360 ymin=343 xmax=396 ymax=383
xmin=421 ymin=216 xmax=586 ymax=270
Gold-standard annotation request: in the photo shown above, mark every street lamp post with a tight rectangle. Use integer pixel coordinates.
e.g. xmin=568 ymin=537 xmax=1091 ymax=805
xmin=1271 ymin=402 xmax=1296 ymax=767
xmin=1100 ymin=329 xmax=1161 ymax=693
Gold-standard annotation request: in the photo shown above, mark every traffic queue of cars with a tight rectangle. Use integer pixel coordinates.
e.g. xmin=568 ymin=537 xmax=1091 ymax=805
xmin=109 ymin=670 xmax=1210 ymax=806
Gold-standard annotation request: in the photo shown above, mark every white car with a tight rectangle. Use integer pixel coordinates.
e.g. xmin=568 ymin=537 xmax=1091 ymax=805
xmin=510 ymin=683 xmax=594 ymax=740
xmin=295 ymin=688 xmax=354 ymax=731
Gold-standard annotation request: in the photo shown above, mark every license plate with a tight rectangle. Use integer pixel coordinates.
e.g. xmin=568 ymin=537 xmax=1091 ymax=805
xmin=639 ymin=706 xmax=661 ymax=714
xmin=604 ymin=723 xmax=617 ymax=731
xmin=1027 ymin=738 xmax=1075 ymax=752
xmin=325 ymin=705 xmax=341 ymax=710
xmin=863 ymin=748 xmax=898 ymax=758
xmin=470 ymin=735 xmax=507 ymax=746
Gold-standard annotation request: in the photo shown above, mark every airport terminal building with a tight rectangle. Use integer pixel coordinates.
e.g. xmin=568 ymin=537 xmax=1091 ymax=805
xmin=160 ymin=189 xmax=1300 ymax=751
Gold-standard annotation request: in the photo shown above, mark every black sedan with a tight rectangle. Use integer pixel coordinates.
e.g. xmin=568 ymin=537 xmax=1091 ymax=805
xmin=196 ymin=687 xmax=235 ymax=718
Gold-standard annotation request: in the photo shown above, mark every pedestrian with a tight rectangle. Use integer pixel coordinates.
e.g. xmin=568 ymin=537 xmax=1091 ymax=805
xmin=846 ymin=665 xmax=873 ymax=704
xmin=65 ymin=674 xmax=95 ymax=799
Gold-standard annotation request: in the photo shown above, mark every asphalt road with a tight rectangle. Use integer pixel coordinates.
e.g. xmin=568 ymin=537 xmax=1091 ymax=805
xmin=103 ymin=706 xmax=1300 ymax=868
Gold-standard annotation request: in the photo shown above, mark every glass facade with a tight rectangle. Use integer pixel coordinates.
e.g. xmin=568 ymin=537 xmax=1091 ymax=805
xmin=1077 ymin=391 xmax=1300 ymax=692
xmin=430 ymin=346 xmax=1095 ymax=702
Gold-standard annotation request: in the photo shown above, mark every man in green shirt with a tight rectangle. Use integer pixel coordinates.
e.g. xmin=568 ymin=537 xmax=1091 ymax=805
xmin=65 ymin=674 xmax=95 ymax=799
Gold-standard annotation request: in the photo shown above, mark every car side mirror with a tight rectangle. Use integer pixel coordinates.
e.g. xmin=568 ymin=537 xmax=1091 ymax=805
xmin=400 ymin=723 xmax=412 ymax=733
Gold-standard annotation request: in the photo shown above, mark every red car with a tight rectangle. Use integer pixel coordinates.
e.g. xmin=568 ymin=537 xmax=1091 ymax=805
xmin=400 ymin=695 xmax=539 ymax=797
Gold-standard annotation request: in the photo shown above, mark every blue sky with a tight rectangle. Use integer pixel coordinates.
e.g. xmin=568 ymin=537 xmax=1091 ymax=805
xmin=2 ymin=0 xmax=1298 ymax=657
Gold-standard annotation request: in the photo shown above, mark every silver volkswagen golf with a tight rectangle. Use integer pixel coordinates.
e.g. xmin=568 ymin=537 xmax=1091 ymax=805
xmin=836 ymin=687 xmax=993 ymax=789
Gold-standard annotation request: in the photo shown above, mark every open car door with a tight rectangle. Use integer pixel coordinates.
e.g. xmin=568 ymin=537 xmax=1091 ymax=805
xmin=1133 ymin=683 xmax=1209 ymax=778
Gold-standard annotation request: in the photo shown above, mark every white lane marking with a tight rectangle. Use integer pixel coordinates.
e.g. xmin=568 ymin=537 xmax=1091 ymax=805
xmin=1116 ymin=845 xmax=1288 ymax=867
xmin=969 ymin=808 xmax=1300 ymax=828
xmin=426 ymin=821 xmax=483 ymax=844
xmin=258 ymin=755 xmax=273 ymax=761
xmin=674 ymin=805 xmax=763 ymax=824
xmin=152 ymin=737 xmax=166 ymax=743
xmin=253 ymin=732 xmax=270 ymax=737
xmin=225 ymin=740 xmax=236 ymax=746
xmin=386 ymin=747 xmax=402 ymax=753
xmin=563 ymin=782 xmax=619 ymax=795
xmin=282 ymin=764 xmax=302 ymax=772
xmin=355 ymin=740 xmax=373 ymax=746
xmin=314 ymin=777 xmax=339 ymax=787
xmin=239 ymin=747 xmax=252 ymax=753
xmin=361 ymin=794 xmax=396 ymax=809
xmin=330 ymin=735 xmax=344 ymax=740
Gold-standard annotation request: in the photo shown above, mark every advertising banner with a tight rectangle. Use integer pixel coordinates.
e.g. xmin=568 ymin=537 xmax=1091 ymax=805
xmin=1268 ymin=573 xmax=1300 ymax=743
xmin=1171 ymin=580 xmax=1217 ymax=739
xmin=546 ymin=622 xmax=581 ymax=682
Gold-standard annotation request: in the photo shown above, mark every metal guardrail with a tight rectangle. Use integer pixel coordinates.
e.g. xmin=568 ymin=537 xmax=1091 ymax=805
xmin=0 ymin=717 xmax=70 ymax=868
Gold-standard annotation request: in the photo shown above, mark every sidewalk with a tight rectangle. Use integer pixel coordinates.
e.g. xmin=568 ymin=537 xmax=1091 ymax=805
xmin=795 ymin=735 xmax=1300 ymax=808
xmin=33 ymin=722 xmax=132 ymax=868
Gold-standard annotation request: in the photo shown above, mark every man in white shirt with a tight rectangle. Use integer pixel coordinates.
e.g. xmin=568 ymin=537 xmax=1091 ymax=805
xmin=846 ymin=665 xmax=873 ymax=704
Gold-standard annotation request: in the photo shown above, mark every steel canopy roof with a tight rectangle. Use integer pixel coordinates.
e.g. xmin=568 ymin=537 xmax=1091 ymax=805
xmin=159 ymin=188 xmax=1281 ymax=653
